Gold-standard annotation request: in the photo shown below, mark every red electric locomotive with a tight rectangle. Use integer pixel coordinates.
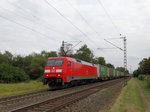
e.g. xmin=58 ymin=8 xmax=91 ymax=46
xmin=43 ymin=57 xmax=97 ymax=89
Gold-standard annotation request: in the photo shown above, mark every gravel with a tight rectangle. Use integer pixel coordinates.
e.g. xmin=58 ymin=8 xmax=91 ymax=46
xmin=59 ymin=82 xmax=123 ymax=112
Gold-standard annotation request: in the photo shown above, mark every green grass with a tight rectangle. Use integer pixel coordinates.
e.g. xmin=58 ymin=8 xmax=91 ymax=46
xmin=0 ymin=81 xmax=48 ymax=97
xmin=137 ymin=79 xmax=150 ymax=102
xmin=110 ymin=78 xmax=145 ymax=112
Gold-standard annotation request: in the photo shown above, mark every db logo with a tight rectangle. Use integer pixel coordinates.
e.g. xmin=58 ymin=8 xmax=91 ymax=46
xmin=51 ymin=70 xmax=55 ymax=72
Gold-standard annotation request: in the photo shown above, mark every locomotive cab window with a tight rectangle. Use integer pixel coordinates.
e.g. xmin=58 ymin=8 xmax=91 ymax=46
xmin=46 ymin=59 xmax=64 ymax=66
xmin=68 ymin=61 xmax=71 ymax=66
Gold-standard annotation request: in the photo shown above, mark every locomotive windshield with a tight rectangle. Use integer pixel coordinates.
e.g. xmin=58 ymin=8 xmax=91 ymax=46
xmin=46 ymin=59 xmax=64 ymax=66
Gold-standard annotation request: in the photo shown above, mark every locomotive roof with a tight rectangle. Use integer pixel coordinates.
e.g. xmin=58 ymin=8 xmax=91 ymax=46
xmin=47 ymin=57 xmax=94 ymax=66
xmin=48 ymin=57 xmax=72 ymax=59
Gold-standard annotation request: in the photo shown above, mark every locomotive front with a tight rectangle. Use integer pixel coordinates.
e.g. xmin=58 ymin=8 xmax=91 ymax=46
xmin=43 ymin=57 xmax=66 ymax=89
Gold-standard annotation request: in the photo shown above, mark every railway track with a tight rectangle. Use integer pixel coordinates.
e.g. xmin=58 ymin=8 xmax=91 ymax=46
xmin=0 ymin=89 xmax=49 ymax=105
xmin=0 ymin=81 xmax=107 ymax=106
xmin=0 ymin=84 xmax=88 ymax=111
xmin=10 ymin=78 xmax=127 ymax=112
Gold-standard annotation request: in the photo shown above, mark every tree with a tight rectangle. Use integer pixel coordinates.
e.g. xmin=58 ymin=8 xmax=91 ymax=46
xmin=133 ymin=68 xmax=140 ymax=77
xmin=97 ymin=57 xmax=106 ymax=65
xmin=133 ymin=57 xmax=150 ymax=77
xmin=3 ymin=51 xmax=13 ymax=64
xmin=116 ymin=67 xmax=129 ymax=74
xmin=0 ymin=63 xmax=29 ymax=83
xmin=0 ymin=50 xmax=59 ymax=82
xmin=106 ymin=63 xmax=114 ymax=68
xmin=139 ymin=57 xmax=150 ymax=74
xmin=41 ymin=51 xmax=57 ymax=58
xmin=28 ymin=55 xmax=47 ymax=79
xmin=0 ymin=53 xmax=7 ymax=64
xmin=12 ymin=55 xmax=24 ymax=68
xmin=22 ymin=55 xmax=33 ymax=75
xmin=91 ymin=58 xmax=98 ymax=64
xmin=0 ymin=51 xmax=13 ymax=64
xmin=73 ymin=44 xmax=94 ymax=62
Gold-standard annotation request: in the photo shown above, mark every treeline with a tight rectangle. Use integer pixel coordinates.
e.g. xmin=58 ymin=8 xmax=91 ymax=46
xmin=133 ymin=57 xmax=150 ymax=77
xmin=0 ymin=44 xmax=128 ymax=83
xmin=0 ymin=51 xmax=57 ymax=83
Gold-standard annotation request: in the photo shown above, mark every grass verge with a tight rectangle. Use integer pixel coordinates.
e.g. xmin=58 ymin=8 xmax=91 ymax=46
xmin=110 ymin=78 xmax=145 ymax=112
xmin=0 ymin=81 xmax=48 ymax=97
xmin=136 ymin=78 xmax=150 ymax=102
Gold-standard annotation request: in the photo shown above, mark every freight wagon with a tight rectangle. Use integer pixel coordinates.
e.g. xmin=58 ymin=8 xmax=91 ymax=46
xmin=109 ymin=68 xmax=114 ymax=79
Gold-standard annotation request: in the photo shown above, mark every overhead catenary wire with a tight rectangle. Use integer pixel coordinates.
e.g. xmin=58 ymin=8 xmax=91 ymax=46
xmin=97 ymin=47 xmax=118 ymax=50
xmin=65 ymin=0 xmax=101 ymax=38
xmin=71 ymin=41 xmax=82 ymax=49
xmin=104 ymin=39 xmax=124 ymax=51
xmin=7 ymin=0 xmax=99 ymax=48
xmin=6 ymin=0 xmax=72 ymax=38
xmin=96 ymin=0 xmax=126 ymax=60
xmin=0 ymin=15 xmax=61 ymax=42
xmin=7 ymin=0 xmax=36 ymax=18
xmin=1 ymin=7 xmax=71 ymax=38
xmin=104 ymin=38 xmax=122 ymax=40
xmin=97 ymin=0 xmax=121 ymax=35
xmin=44 ymin=0 xmax=98 ymax=47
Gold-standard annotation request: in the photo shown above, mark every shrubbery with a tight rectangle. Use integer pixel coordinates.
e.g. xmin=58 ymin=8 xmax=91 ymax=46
xmin=0 ymin=51 xmax=57 ymax=82
xmin=36 ymin=76 xmax=43 ymax=82
xmin=138 ymin=75 xmax=145 ymax=80
xmin=0 ymin=63 xmax=29 ymax=83
xmin=138 ymin=74 xmax=150 ymax=88
xmin=147 ymin=77 xmax=150 ymax=88
xmin=144 ymin=75 xmax=150 ymax=81
xmin=144 ymin=75 xmax=150 ymax=88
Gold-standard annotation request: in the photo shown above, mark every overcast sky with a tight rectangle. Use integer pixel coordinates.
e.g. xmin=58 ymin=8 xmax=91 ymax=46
xmin=0 ymin=0 xmax=150 ymax=72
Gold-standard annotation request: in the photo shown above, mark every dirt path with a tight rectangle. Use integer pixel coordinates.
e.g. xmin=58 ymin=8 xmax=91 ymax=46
xmin=136 ymin=82 xmax=150 ymax=112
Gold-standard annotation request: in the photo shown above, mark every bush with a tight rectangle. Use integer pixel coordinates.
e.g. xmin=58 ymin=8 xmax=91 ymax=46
xmin=144 ymin=75 xmax=150 ymax=81
xmin=36 ymin=76 xmax=43 ymax=82
xmin=0 ymin=63 xmax=29 ymax=83
xmin=147 ymin=77 xmax=150 ymax=88
xmin=138 ymin=75 xmax=145 ymax=80
xmin=28 ymin=55 xmax=46 ymax=79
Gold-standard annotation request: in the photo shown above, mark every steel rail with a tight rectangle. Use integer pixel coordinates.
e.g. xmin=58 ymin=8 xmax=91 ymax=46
xmin=12 ymin=78 xmax=128 ymax=112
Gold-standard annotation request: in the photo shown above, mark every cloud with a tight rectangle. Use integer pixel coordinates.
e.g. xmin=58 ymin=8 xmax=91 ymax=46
xmin=0 ymin=0 xmax=150 ymax=71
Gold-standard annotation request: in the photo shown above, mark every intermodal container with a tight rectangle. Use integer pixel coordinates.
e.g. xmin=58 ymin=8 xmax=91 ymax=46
xmin=99 ymin=65 xmax=108 ymax=78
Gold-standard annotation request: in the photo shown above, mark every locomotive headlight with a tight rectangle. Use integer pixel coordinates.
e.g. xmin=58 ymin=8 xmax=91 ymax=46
xmin=56 ymin=69 xmax=62 ymax=72
xmin=45 ymin=74 xmax=48 ymax=76
xmin=58 ymin=74 xmax=61 ymax=76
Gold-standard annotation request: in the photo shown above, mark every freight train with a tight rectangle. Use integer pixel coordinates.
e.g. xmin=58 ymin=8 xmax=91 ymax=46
xmin=43 ymin=57 xmax=125 ymax=89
